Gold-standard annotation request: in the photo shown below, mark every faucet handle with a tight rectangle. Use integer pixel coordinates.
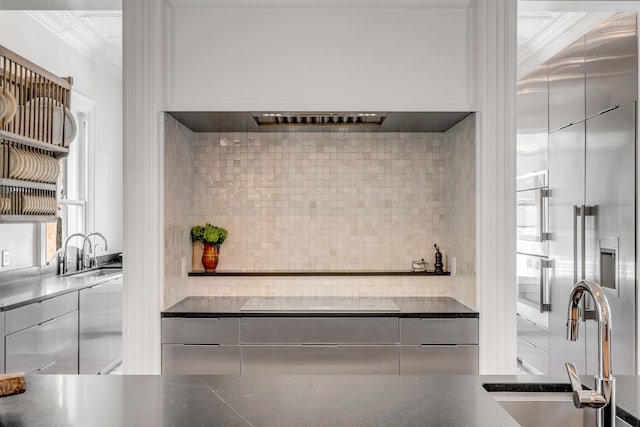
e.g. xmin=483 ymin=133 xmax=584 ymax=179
xmin=565 ymin=362 xmax=607 ymax=409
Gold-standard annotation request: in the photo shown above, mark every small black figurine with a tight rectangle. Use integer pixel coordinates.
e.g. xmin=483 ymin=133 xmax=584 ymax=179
xmin=434 ymin=244 xmax=443 ymax=273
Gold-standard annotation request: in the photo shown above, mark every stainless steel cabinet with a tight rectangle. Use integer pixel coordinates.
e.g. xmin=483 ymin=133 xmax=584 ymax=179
xmin=162 ymin=344 xmax=240 ymax=375
xmin=516 ymin=315 xmax=548 ymax=352
xmin=400 ymin=318 xmax=477 ymax=345
xmin=517 ymin=314 xmax=549 ymax=374
xmin=107 ymin=276 xmax=123 ymax=368
xmin=241 ymin=317 xmax=398 ymax=344
xmin=162 ymin=317 xmax=241 ymax=375
xmin=162 ymin=315 xmax=478 ymax=375
xmin=162 ymin=318 xmax=239 ymax=344
xmin=548 ymin=36 xmax=585 ymax=131
xmin=6 ymin=291 xmax=77 ymax=335
xmin=400 ymin=345 xmax=478 ymax=374
xmin=35 ymin=350 xmax=79 ymax=375
xmin=6 ymin=310 xmax=78 ymax=374
xmin=585 ymin=13 xmax=637 ymax=118
xmin=79 ymin=276 xmax=123 ymax=374
xmin=242 ymin=345 xmax=398 ymax=374
xmin=399 ymin=318 xmax=478 ymax=374
xmin=79 ymin=283 xmax=109 ymax=374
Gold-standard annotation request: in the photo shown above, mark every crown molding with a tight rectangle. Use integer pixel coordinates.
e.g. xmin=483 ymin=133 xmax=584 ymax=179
xmin=26 ymin=11 xmax=122 ymax=79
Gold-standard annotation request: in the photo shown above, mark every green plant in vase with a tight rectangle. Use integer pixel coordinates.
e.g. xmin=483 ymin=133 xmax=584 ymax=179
xmin=191 ymin=223 xmax=228 ymax=272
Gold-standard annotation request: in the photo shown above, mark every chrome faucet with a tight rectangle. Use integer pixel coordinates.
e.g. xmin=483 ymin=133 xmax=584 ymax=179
xmin=565 ymin=279 xmax=615 ymax=427
xmin=61 ymin=233 xmax=93 ymax=274
xmin=86 ymin=232 xmax=108 ymax=267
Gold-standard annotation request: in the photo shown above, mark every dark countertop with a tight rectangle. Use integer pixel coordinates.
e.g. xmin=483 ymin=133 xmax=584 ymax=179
xmin=0 ymin=265 xmax=122 ymax=311
xmin=162 ymin=296 xmax=478 ymax=318
xmin=1 ymin=374 xmax=637 ymax=427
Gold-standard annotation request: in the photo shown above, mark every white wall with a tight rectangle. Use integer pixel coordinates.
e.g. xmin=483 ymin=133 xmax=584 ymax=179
xmin=0 ymin=11 xmax=123 ymax=266
xmin=165 ymin=4 xmax=474 ymax=111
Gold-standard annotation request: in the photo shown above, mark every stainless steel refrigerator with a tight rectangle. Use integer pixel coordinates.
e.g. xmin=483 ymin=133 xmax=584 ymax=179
xmin=546 ymin=12 xmax=637 ymax=375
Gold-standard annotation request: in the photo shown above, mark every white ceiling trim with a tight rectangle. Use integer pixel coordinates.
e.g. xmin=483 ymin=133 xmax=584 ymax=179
xmin=26 ymin=10 xmax=122 ymax=79
xmin=517 ymin=11 xmax=613 ymax=79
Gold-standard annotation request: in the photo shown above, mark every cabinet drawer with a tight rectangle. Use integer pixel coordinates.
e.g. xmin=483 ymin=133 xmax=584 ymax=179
xmin=242 ymin=345 xmax=399 ymax=374
xmin=162 ymin=344 xmax=240 ymax=375
xmin=400 ymin=345 xmax=478 ymax=374
xmin=517 ymin=315 xmax=549 ymax=352
xmin=34 ymin=350 xmax=79 ymax=375
xmin=400 ymin=318 xmax=478 ymax=344
xmin=6 ymin=292 xmax=78 ymax=335
xmin=6 ymin=310 xmax=78 ymax=374
xmin=162 ymin=318 xmax=240 ymax=344
xmin=241 ymin=317 xmax=398 ymax=344
xmin=517 ymin=337 xmax=549 ymax=375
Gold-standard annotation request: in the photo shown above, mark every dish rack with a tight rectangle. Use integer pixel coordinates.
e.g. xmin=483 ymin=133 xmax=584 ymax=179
xmin=0 ymin=44 xmax=73 ymax=223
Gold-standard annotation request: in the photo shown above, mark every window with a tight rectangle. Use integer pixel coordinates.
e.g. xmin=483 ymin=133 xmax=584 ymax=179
xmin=42 ymin=93 xmax=95 ymax=266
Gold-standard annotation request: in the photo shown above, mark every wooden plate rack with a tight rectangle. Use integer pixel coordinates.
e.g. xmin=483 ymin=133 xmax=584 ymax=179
xmin=0 ymin=45 xmax=73 ymax=223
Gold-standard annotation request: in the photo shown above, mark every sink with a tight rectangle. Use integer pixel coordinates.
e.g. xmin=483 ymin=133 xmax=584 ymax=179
xmin=489 ymin=391 xmax=596 ymax=427
xmin=483 ymin=383 xmax=600 ymax=427
xmin=65 ymin=267 xmax=122 ymax=279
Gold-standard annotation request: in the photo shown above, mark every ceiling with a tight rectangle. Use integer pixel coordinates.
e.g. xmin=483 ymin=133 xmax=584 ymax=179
xmin=23 ymin=8 xmax=620 ymax=82
xmin=26 ymin=10 xmax=122 ymax=77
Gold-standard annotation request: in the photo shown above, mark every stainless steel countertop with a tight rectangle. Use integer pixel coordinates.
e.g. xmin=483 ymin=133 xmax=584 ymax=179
xmin=0 ymin=266 xmax=122 ymax=311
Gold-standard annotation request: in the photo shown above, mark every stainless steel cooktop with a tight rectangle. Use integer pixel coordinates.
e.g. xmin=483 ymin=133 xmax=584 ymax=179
xmin=240 ymin=297 xmax=400 ymax=312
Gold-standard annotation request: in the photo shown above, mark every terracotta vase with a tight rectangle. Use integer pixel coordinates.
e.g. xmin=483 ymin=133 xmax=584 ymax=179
xmin=201 ymin=243 xmax=219 ymax=272
xmin=192 ymin=241 xmax=204 ymax=272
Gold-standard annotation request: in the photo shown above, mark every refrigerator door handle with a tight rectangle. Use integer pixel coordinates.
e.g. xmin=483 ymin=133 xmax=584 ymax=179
xmin=539 ymin=188 xmax=550 ymax=242
xmin=583 ymin=205 xmax=598 ymax=319
xmin=573 ymin=205 xmax=580 ymax=286
xmin=540 ymin=259 xmax=552 ymax=312
xmin=581 ymin=204 xmax=586 ymax=281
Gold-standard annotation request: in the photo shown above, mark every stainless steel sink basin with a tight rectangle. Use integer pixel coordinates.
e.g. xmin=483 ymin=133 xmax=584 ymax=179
xmin=65 ymin=267 xmax=122 ymax=279
xmin=490 ymin=392 xmax=596 ymax=427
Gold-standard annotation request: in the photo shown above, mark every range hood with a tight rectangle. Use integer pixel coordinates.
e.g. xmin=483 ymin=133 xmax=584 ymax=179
xmin=252 ymin=112 xmax=388 ymax=127
xmin=167 ymin=111 xmax=472 ymax=133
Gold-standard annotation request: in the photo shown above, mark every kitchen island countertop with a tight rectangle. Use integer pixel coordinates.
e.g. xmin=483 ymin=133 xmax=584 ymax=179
xmin=0 ymin=374 xmax=638 ymax=426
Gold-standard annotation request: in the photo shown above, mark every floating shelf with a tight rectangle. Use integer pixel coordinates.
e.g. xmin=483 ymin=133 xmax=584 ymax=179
xmin=188 ymin=271 xmax=451 ymax=277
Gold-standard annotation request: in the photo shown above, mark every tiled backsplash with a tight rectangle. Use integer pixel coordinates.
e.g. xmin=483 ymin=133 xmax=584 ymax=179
xmin=443 ymin=115 xmax=476 ymax=308
xmin=164 ymin=114 xmax=476 ymax=308
xmin=164 ymin=116 xmax=195 ymax=306
xmin=192 ymin=131 xmax=447 ymax=271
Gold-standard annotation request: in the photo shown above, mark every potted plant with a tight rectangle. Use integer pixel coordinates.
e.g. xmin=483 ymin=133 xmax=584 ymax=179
xmin=191 ymin=223 xmax=228 ymax=272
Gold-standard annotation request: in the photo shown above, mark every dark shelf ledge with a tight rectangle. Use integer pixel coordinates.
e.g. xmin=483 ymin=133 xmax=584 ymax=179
xmin=188 ymin=271 xmax=451 ymax=277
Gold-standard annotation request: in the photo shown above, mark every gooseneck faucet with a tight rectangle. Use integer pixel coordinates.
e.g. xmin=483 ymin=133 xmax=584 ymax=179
xmin=62 ymin=233 xmax=93 ymax=274
xmin=565 ymin=279 xmax=615 ymax=427
xmin=86 ymin=232 xmax=108 ymax=267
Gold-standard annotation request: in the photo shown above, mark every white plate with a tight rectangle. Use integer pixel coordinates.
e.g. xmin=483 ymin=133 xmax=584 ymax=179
xmin=0 ymin=93 xmax=7 ymax=124
xmin=8 ymin=147 xmax=21 ymax=179
xmin=2 ymin=89 xmax=16 ymax=126
xmin=62 ymin=107 xmax=77 ymax=147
